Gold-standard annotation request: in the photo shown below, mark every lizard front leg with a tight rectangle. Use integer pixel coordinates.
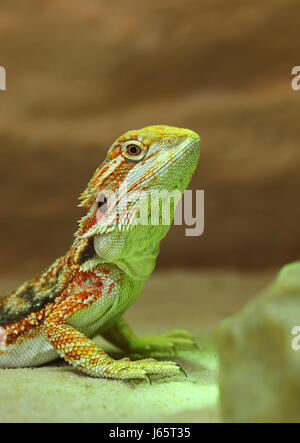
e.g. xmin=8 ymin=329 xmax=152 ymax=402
xmin=102 ymin=318 xmax=197 ymax=357
xmin=42 ymin=289 xmax=182 ymax=380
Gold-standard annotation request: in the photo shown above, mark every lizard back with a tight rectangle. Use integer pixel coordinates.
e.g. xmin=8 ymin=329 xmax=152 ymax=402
xmin=0 ymin=250 xmax=77 ymax=327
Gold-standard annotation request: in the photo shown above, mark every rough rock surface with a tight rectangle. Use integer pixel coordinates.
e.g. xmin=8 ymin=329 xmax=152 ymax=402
xmin=216 ymin=261 xmax=300 ymax=422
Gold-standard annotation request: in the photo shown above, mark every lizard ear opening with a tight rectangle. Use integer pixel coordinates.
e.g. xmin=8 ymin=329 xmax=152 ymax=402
xmin=96 ymin=192 xmax=108 ymax=221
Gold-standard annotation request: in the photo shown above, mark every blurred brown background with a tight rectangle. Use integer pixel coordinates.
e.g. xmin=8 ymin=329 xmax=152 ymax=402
xmin=1 ymin=0 xmax=300 ymax=276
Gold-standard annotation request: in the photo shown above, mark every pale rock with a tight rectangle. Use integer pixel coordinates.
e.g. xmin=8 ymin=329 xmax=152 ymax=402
xmin=216 ymin=261 xmax=300 ymax=422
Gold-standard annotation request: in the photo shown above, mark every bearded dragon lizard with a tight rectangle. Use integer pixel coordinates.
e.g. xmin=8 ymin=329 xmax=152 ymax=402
xmin=0 ymin=125 xmax=201 ymax=380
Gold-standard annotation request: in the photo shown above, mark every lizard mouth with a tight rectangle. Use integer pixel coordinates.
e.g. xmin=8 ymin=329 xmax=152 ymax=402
xmin=103 ymin=137 xmax=200 ymax=213
xmin=83 ymin=137 xmax=200 ymax=237
xmin=125 ymin=138 xmax=200 ymax=191
xmin=130 ymin=137 xmax=200 ymax=191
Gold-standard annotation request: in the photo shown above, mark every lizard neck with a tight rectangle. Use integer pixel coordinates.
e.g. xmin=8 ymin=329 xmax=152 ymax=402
xmin=109 ymin=254 xmax=158 ymax=281
xmin=91 ymin=223 xmax=171 ymax=281
xmin=111 ymin=240 xmax=160 ymax=281
xmin=79 ymin=233 xmax=163 ymax=280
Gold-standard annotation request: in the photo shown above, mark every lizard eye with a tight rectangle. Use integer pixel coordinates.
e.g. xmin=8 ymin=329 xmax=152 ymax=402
xmin=123 ymin=140 xmax=146 ymax=163
xmin=126 ymin=144 xmax=141 ymax=156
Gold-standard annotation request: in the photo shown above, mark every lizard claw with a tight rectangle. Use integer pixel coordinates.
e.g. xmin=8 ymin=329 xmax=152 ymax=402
xmin=177 ymin=363 xmax=188 ymax=377
xmin=145 ymin=374 xmax=152 ymax=384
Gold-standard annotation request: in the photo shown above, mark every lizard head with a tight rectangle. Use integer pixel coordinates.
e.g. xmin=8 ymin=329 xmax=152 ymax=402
xmin=80 ymin=125 xmax=200 ymax=208
xmin=77 ymin=125 xmax=200 ymax=275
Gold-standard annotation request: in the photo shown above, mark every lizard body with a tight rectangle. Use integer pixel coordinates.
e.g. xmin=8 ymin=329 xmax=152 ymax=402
xmin=0 ymin=125 xmax=201 ymax=380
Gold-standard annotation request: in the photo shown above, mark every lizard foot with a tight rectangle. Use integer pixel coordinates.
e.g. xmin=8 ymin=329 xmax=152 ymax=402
xmin=106 ymin=357 xmax=184 ymax=381
xmin=128 ymin=329 xmax=198 ymax=356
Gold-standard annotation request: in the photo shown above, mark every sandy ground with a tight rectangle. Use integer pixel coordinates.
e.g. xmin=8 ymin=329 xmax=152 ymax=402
xmin=0 ymin=268 xmax=276 ymax=423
